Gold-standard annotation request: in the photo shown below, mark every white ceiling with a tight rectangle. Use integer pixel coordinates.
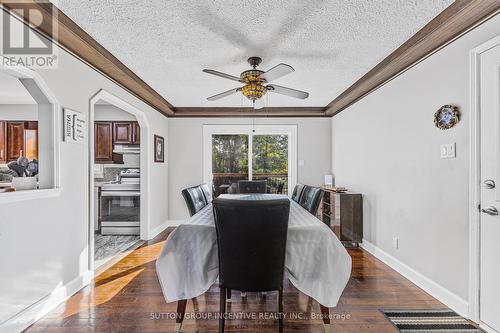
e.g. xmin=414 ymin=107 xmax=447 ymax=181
xmin=55 ymin=0 xmax=452 ymax=108
xmin=0 ymin=72 xmax=36 ymax=104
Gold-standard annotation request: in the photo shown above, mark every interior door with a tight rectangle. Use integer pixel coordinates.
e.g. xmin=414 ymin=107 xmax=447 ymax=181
xmin=479 ymin=42 xmax=500 ymax=332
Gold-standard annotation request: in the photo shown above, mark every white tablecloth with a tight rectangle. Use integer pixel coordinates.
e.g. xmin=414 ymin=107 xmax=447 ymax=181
xmin=156 ymin=194 xmax=352 ymax=307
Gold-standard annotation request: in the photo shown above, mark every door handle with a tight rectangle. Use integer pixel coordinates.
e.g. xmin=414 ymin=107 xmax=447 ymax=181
xmin=481 ymin=206 xmax=499 ymax=216
xmin=484 ymin=179 xmax=496 ymax=189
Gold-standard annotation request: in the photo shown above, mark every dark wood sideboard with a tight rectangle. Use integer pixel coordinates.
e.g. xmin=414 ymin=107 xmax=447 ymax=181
xmin=318 ymin=188 xmax=363 ymax=246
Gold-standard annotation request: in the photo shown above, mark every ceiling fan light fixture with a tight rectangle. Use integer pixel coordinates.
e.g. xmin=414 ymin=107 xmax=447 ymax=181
xmin=203 ymin=56 xmax=308 ymax=103
xmin=240 ymin=69 xmax=266 ymax=84
xmin=241 ymin=83 xmax=267 ymax=100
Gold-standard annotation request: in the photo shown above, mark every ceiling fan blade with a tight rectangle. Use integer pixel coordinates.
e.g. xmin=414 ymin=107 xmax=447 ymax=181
xmin=203 ymin=69 xmax=242 ymax=82
xmin=260 ymin=63 xmax=294 ymax=82
xmin=207 ymin=88 xmax=240 ymax=101
xmin=267 ymin=84 xmax=309 ymax=99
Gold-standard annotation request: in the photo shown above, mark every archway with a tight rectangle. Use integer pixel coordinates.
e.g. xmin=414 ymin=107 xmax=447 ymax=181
xmin=88 ymin=90 xmax=151 ymax=273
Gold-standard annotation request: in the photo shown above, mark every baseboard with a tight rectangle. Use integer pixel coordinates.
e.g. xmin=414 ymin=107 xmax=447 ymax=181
xmin=0 ymin=270 xmax=92 ymax=333
xmin=147 ymin=220 xmax=184 ymax=239
xmin=361 ymin=239 xmax=469 ymax=317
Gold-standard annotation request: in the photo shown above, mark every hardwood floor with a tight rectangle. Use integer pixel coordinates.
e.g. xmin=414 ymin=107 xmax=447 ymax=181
xmin=24 ymin=228 xmax=444 ymax=333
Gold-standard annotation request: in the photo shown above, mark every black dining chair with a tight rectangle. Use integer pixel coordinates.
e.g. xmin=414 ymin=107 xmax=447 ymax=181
xmin=237 ymin=180 xmax=267 ymax=193
xmin=212 ymin=198 xmax=290 ymax=333
xmin=291 ymin=183 xmax=305 ymax=203
xmin=299 ymin=186 xmax=323 ymax=216
xmin=181 ymin=185 xmax=208 ymax=216
xmin=200 ymin=183 xmax=213 ymax=202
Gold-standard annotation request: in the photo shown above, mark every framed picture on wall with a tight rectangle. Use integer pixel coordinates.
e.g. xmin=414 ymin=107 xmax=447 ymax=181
xmin=154 ymin=135 xmax=165 ymax=163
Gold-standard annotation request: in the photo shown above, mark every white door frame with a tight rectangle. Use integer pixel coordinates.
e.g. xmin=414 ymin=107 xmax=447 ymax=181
xmin=202 ymin=124 xmax=297 ymax=196
xmin=468 ymin=34 xmax=500 ymax=327
xmin=88 ymin=90 xmax=151 ymax=273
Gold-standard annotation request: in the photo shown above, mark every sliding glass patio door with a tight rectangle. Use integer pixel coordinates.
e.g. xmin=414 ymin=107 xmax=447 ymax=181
xmin=252 ymin=134 xmax=289 ymax=194
xmin=203 ymin=125 xmax=297 ymax=197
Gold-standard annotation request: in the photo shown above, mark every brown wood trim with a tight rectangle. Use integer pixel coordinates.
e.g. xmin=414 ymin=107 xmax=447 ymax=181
xmin=173 ymin=107 xmax=326 ymax=117
xmin=325 ymin=0 xmax=500 ymax=116
xmin=1 ymin=1 xmax=175 ymax=116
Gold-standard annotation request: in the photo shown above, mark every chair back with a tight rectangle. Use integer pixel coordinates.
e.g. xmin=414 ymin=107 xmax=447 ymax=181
xmin=212 ymin=198 xmax=290 ymax=292
xmin=181 ymin=185 xmax=208 ymax=216
xmin=238 ymin=180 xmax=267 ymax=193
xmin=299 ymin=186 xmax=323 ymax=215
xmin=200 ymin=183 xmax=213 ymax=202
xmin=291 ymin=184 xmax=305 ymax=202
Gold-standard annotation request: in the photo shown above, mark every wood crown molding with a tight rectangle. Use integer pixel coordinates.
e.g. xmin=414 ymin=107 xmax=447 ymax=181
xmin=0 ymin=1 xmax=175 ymax=116
xmin=325 ymin=0 xmax=500 ymax=116
xmin=173 ymin=107 xmax=326 ymax=117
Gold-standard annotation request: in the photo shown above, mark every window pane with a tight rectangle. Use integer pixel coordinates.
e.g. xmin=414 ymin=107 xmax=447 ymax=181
xmin=252 ymin=135 xmax=288 ymax=194
xmin=212 ymin=134 xmax=248 ymax=196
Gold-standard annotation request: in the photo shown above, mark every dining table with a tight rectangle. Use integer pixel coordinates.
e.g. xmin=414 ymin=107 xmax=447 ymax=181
xmin=156 ymin=193 xmax=352 ymax=332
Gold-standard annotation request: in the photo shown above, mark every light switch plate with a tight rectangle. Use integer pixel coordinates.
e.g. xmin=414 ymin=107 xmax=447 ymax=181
xmin=440 ymin=143 xmax=456 ymax=159
xmin=298 ymin=160 xmax=305 ymax=166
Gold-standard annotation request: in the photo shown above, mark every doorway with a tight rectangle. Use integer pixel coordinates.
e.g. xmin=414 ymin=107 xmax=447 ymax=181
xmin=470 ymin=35 xmax=500 ymax=333
xmin=89 ymin=90 xmax=151 ymax=274
xmin=203 ymin=125 xmax=297 ymax=197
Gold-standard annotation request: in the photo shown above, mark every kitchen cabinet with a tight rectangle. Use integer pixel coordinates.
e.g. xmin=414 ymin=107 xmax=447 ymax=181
xmin=113 ymin=122 xmax=134 ymax=144
xmin=0 ymin=121 xmax=39 ymax=163
xmin=132 ymin=122 xmax=140 ymax=144
xmin=94 ymin=121 xmax=139 ymax=163
xmin=94 ymin=122 xmax=113 ymax=163
xmin=7 ymin=122 xmax=25 ymax=161
xmin=24 ymin=129 xmax=38 ymax=160
xmin=0 ymin=122 xmax=6 ymax=163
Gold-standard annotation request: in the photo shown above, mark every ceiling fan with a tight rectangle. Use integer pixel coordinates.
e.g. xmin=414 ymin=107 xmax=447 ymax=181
xmin=203 ymin=57 xmax=309 ymax=109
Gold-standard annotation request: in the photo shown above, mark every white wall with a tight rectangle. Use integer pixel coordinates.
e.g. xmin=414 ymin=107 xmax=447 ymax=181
xmin=332 ymin=14 xmax=500 ymax=311
xmin=0 ymin=20 xmax=169 ymax=330
xmin=0 ymin=104 xmax=37 ymax=120
xmin=94 ymin=104 xmax=136 ymax=121
xmin=168 ymin=117 xmax=331 ymax=220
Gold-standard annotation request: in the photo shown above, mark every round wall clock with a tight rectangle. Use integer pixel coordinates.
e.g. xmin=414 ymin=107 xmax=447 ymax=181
xmin=434 ymin=105 xmax=460 ymax=130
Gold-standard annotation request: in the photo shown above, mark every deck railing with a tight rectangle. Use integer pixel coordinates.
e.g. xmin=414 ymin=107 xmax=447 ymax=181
xmin=212 ymin=173 xmax=288 ymax=197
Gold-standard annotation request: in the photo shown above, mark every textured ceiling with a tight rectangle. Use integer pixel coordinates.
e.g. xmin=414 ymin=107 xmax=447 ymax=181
xmin=55 ymin=0 xmax=452 ymax=108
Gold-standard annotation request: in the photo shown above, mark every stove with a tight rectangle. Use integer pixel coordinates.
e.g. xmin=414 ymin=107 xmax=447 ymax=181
xmin=100 ymin=169 xmax=140 ymax=235
xmin=101 ymin=169 xmax=140 ymax=192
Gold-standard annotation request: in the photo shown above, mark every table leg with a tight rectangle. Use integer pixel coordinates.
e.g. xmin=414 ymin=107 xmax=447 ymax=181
xmin=175 ymin=299 xmax=187 ymax=333
xmin=320 ymin=304 xmax=331 ymax=333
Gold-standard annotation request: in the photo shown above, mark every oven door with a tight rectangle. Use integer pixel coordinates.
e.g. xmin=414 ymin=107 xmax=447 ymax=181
xmin=100 ymin=191 xmax=140 ymax=235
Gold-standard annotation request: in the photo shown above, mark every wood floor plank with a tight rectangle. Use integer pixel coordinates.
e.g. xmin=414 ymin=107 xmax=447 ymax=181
xmin=23 ymin=228 xmax=444 ymax=332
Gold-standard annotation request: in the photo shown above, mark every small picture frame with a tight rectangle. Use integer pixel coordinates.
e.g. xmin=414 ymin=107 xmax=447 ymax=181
xmin=154 ymin=135 xmax=165 ymax=163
